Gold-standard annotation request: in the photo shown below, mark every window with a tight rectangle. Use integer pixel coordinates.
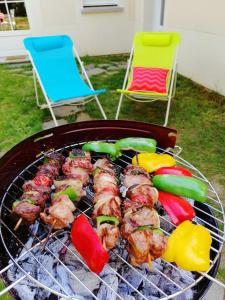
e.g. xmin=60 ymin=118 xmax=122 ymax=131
xmin=0 ymin=0 xmax=29 ymax=32
xmin=82 ymin=0 xmax=118 ymax=8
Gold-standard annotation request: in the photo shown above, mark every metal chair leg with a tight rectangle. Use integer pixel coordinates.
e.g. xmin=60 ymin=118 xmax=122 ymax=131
xmin=94 ymin=96 xmax=107 ymax=120
xmin=115 ymin=93 xmax=124 ymax=120
xmin=33 ymin=69 xmax=42 ymax=107
xmin=164 ymin=96 xmax=172 ymax=127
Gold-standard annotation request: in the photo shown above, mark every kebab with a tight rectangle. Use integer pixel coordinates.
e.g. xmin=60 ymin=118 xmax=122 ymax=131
xmin=121 ymin=165 xmax=167 ymax=267
xmin=92 ymin=158 xmax=122 ymax=250
xmin=12 ymin=153 xmax=65 ymax=229
xmin=40 ymin=149 xmax=93 ymax=229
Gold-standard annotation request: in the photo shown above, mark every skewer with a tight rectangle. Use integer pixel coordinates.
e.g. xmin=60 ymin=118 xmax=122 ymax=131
xmin=135 ymin=151 xmax=139 ymax=165
xmin=14 ymin=217 xmax=23 ymax=231
xmin=147 ymin=253 xmax=152 ymax=271
xmin=41 ymin=219 xmax=57 ymax=252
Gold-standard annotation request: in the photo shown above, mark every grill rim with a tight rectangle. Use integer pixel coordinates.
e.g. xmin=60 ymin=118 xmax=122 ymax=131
xmin=0 ymin=121 xmax=223 ymax=300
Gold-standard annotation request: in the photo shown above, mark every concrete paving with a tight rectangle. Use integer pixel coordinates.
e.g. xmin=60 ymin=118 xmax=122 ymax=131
xmin=53 ymin=106 xmax=83 ymax=118
xmin=203 ymin=283 xmax=224 ymax=300
xmin=42 ymin=118 xmax=68 ymax=130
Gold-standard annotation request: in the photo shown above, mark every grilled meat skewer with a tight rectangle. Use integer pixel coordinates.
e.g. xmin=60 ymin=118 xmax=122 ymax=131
xmin=41 ymin=149 xmax=93 ymax=229
xmin=92 ymin=158 xmax=121 ymax=250
xmin=12 ymin=153 xmax=65 ymax=225
xmin=121 ymin=164 xmax=167 ymax=266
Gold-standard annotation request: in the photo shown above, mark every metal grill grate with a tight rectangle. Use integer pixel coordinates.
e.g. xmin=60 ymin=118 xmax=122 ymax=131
xmin=0 ymin=140 xmax=224 ymax=300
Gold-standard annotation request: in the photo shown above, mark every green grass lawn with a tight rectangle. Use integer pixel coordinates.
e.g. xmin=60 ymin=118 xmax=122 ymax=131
xmin=0 ymin=54 xmax=224 ymax=280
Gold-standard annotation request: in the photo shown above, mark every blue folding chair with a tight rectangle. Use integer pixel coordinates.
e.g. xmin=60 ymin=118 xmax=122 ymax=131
xmin=24 ymin=35 xmax=107 ymax=126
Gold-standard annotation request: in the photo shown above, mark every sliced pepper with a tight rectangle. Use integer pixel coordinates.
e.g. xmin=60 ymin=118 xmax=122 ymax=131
xmin=158 ymin=191 xmax=195 ymax=225
xmin=153 ymin=174 xmax=208 ymax=202
xmin=155 ymin=166 xmax=192 ymax=177
xmin=132 ymin=153 xmax=176 ymax=173
xmin=136 ymin=225 xmax=153 ymax=231
xmin=115 ymin=137 xmax=157 ymax=153
xmin=71 ymin=214 xmax=109 ymax=273
xmin=54 ymin=186 xmax=78 ymax=201
xmin=82 ymin=142 xmax=120 ymax=160
xmin=162 ymin=220 xmax=212 ymax=271
xmin=96 ymin=215 xmax=119 ymax=227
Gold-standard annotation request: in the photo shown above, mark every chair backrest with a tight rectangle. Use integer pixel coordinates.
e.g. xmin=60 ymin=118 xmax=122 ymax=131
xmin=23 ymin=35 xmax=88 ymax=100
xmin=128 ymin=32 xmax=181 ymax=87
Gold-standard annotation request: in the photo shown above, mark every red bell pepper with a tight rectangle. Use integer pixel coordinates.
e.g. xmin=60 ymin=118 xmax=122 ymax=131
xmin=155 ymin=166 xmax=192 ymax=177
xmin=158 ymin=191 xmax=195 ymax=225
xmin=71 ymin=214 xmax=109 ymax=273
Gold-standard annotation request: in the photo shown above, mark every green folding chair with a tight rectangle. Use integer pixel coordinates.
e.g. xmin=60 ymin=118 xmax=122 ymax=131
xmin=115 ymin=32 xmax=181 ymax=126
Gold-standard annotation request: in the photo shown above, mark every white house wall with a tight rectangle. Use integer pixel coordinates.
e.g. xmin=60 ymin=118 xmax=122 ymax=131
xmin=163 ymin=0 xmax=225 ymax=96
xmin=0 ymin=0 xmax=161 ymax=58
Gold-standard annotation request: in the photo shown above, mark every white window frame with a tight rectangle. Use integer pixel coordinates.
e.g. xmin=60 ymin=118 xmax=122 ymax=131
xmin=0 ymin=0 xmax=30 ymax=34
xmin=82 ymin=0 xmax=118 ymax=8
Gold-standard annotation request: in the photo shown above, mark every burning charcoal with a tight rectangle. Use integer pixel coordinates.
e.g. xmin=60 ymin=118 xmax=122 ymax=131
xmin=67 ymin=269 xmax=101 ymax=296
xmin=160 ymin=214 xmax=175 ymax=233
xmin=56 ymin=264 xmax=75 ymax=296
xmin=121 ymin=266 xmax=146 ymax=294
xmin=97 ymin=274 xmax=118 ymax=300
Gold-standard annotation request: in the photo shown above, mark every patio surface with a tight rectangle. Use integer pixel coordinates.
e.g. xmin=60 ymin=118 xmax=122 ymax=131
xmin=0 ymin=54 xmax=224 ymax=293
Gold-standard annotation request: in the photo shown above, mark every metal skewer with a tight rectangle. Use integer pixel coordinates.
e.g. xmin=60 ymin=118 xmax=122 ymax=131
xmin=41 ymin=219 xmax=57 ymax=252
xmin=14 ymin=217 xmax=23 ymax=231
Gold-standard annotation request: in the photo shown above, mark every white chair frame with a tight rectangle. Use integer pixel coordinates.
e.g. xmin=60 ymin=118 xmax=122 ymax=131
xmin=115 ymin=45 xmax=179 ymax=127
xmin=28 ymin=46 xmax=107 ymax=127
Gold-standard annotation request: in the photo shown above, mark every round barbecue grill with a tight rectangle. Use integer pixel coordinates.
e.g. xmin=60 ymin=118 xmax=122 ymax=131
xmin=0 ymin=120 xmax=224 ymax=300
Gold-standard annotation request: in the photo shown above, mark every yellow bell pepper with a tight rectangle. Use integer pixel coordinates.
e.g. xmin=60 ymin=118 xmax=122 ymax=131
xmin=132 ymin=153 xmax=176 ymax=173
xmin=162 ymin=220 xmax=212 ymax=271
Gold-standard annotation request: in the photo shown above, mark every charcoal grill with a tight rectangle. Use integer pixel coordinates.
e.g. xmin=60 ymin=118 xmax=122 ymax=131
xmin=0 ymin=120 xmax=224 ymax=300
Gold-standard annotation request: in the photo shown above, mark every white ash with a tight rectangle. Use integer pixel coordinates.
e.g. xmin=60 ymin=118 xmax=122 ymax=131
xmin=7 ymin=231 xmax=196 ymax=300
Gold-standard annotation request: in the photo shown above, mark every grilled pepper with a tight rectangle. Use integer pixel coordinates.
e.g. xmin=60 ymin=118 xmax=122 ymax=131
xmin=155 ymin=166 xmax=192 ymax=177
xmin=162 ymin=220 xmax=212 ymax=271
xmin=132 ymin=153 xmax=176 ymax=173
xmin=54 ymin=186 xmax=78 ymax=201
xmin=115 ymin=137 xmax=157 ymax=153
xmin=158 ymin=191 xmax=195 ymax=225
xmin=71 ymin=214 xmax=109 ymax=273
xmin=82 ymin=142 xmax=120 ymax=160
xmin=153 ymin=174 xmax=208 ymax=202
xmin=96 ymin=215 xmax=119 ymax=227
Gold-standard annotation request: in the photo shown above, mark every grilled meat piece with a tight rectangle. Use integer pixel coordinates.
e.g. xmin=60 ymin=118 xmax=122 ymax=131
xmin=13 ymin=201 xmax=41 ymax=223
xmin=94 ymin=158 xmax=116 ymax=176
xmin=55 ymin=182 xmax=86 ymax=200
xmin=21 ymin=190 xmax=48 ymax=208
xmin=97 ymin=223 xmax=120 ymax=250
xmin=149 ymin=230 xmax=167 ymax=260
xmin=46 ymin=153 xmax=65 ymax=165
xmin=127 ymin=230 xmax=152 ymax=266
xmin=63 ymin=157 xmax=93 ymax=173
xmin=127 ymin=185 xmax=158 ymax=208
xmin=40 ymin=195 xmax=75 ymax=229
xmin=93 ymin=171 xmax=118 ymax=194
xmin=124 ymin=165 xmax=150 ymax=178
xmin=124 ymin=174 xmax=151 ymax=189
xmin=22 ymin=180 xmax=51 ymax=194
xmin=121 ymin=206 xmax=160 ymax=239
xmin=36 ymin=163 xmax=59 ymax=178
xmin=92 ymin=192 xmax=121 ymax=220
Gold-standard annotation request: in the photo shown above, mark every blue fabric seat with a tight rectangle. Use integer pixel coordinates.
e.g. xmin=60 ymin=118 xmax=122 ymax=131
xmin=24 ymin=35 xmax=107 ymax=125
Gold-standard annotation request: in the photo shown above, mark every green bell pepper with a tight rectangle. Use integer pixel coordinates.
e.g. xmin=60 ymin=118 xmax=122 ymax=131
xmin=115 ymin=137 xmax=157 ymax=153
xmin=54 ymin=186 xmax=78 ymax=201
xmin=152 ymin=174 xmax=208 ymax=203
xmin=96 ymin=215 xmax=119 ymax=227
xmin=82 ymin=142 xmax=120 ymax=160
